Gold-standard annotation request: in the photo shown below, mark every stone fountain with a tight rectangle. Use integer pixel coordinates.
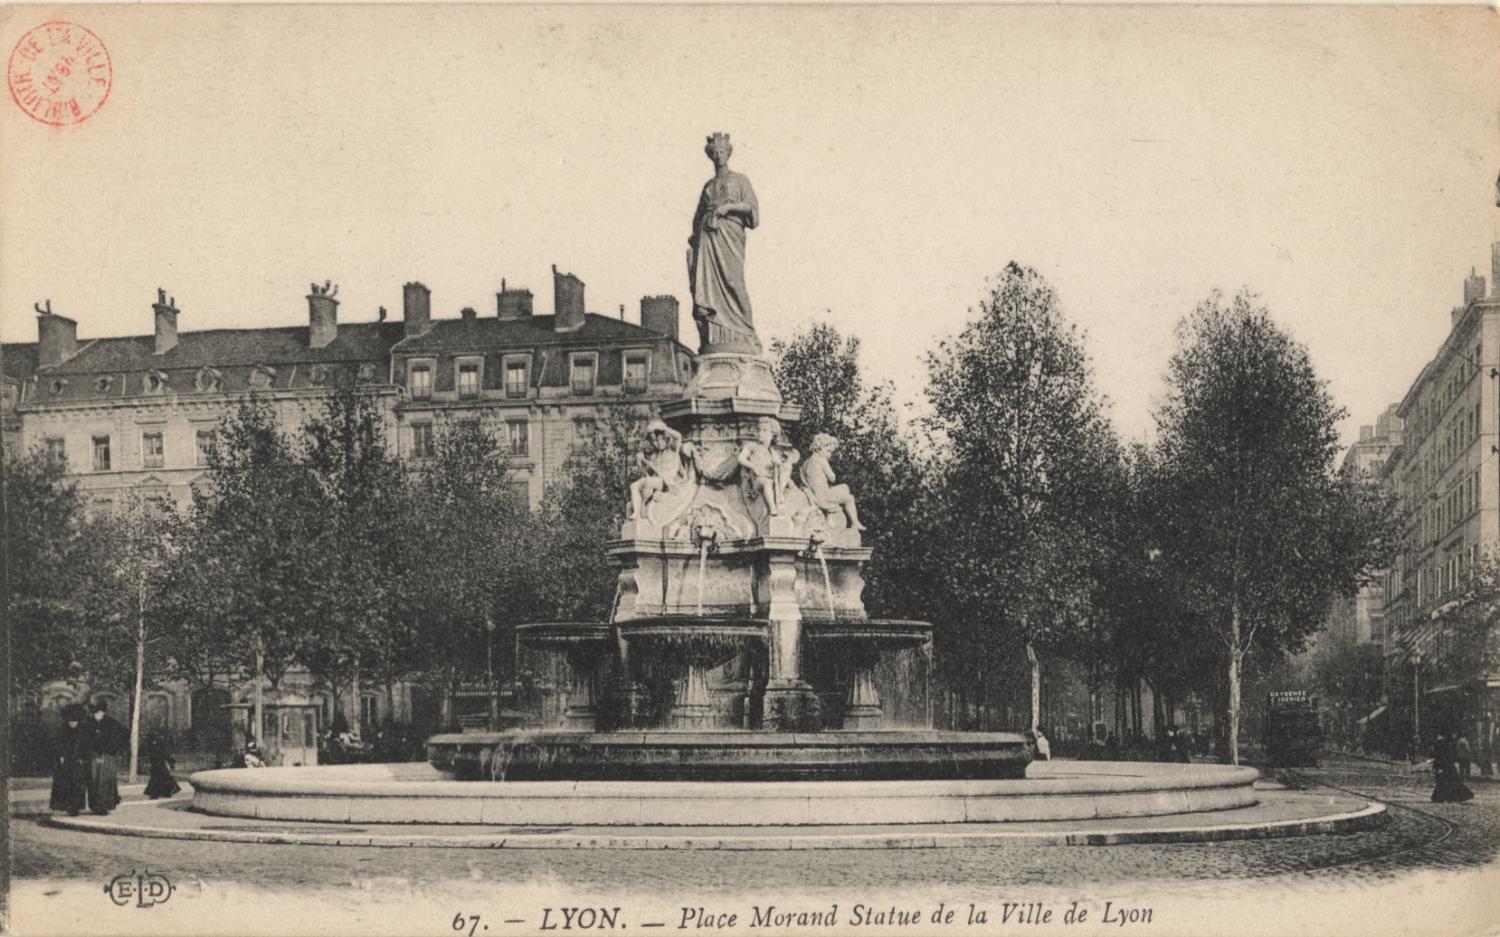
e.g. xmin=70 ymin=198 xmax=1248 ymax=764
xmin=186 ymin=135 xmax=1288 ymax=836
xmin=425 ymin=131 xmax=1030 ymax=782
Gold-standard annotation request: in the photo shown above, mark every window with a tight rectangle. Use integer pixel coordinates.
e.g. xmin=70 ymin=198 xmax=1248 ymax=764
xmin=92 ymin=435 xmax=111 ymax=471
xmin=196 ymin=429 xmax=216 ymax=467
xmin=142 ymin=430 xmax=165 ymax=468
xmin=506 ymin=420 xmax=529 ymax=457
xmin=411 ymin=422 xmax=434 ymax=458
xmin=43 ymin=436 xmax=66 ymax=466
xmin=409 ymin=362 xmax=433 ymax=400
xmin=573 ymin=417 xmax=597 ymax=445
xmin=624 ymin=352 xmax=649 ymax=394
xmin=504 ymin=358 xmax=530 ymax=399
xmin=457 ymin=360 xmax=481 ymax=399
xmin=570 ymin=354 xmax=596 ymax=395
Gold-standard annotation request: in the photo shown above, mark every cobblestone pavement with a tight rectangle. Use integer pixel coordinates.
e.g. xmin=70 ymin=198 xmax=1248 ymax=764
xmin=9 ymin=755 xmax=1497 ymax=894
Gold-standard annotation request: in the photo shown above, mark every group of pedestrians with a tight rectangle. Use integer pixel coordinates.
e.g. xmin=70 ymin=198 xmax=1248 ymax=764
xmin=1431 ymin=730 xmax=1476 ymax=804
xmin=49 ymin=701 xmax=127 ymax=816
xmin=49 ymin=700 xmax=181 ymax=816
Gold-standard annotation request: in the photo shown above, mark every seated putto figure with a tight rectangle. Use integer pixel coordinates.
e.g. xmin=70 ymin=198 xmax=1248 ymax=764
xmin=629 ymin=419 xmax=697 ymax=522
xmin=737 ymin=417 xmax=798 ymax=516
xmin=799 ymin=433 xmax=864 ymax=531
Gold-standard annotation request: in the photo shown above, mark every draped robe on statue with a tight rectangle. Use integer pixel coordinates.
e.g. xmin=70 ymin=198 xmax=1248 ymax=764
xmin=689 ymin=171 xmax=760 ymax=354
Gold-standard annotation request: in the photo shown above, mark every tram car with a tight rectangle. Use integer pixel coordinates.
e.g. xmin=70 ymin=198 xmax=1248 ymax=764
xmin=1263 ymin=689 xmax=1321 ymax=767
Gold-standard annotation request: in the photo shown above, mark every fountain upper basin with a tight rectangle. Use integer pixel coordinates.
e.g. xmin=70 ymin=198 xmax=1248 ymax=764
xmin=426 ymin=729 xmax=1030 ymax=781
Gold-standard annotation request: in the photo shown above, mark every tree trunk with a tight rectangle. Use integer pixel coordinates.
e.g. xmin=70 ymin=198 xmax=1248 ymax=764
xmin=440 ymin=670 xmax=455 ymax=732
xmin=1228 ymin=603 xmax=1243 ymax=766
xmin=1025 ymin=639 xmax=1041 ymax=732
xmin=129 ymin=574 xmax=146 ymax=780
xmin=386 ymin=677 xmax=397 ymax=729
xmin=253 ymin=637 xmax=265 ymax=749
xmin=351 ymin=659 xmax=362 ymax=737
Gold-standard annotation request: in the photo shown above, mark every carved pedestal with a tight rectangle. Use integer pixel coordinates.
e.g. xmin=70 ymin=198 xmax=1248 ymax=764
xmin=670 ymin=661 xmax=719 ymax=730
xmin=842 ymin=657 xmax=884 ymax=730
xmin=562 ymin=648 xmax=606 ymax=731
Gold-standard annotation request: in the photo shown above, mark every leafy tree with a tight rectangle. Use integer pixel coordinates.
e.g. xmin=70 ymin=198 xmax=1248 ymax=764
xmin=520 ymin=408 xmax=650 ymax=624
xmin=769 ymin=323 xmax=932 ymax=619
xmin=401 ymin=419 xmax=522 ymax=726
xmin=300 ymin=381 xmax=410 ymax=728
xmin=71 ymin=495 xmax=177 ymax=778
xmin=3 ymin=447 xmax=90 ymax=704
xmin=924 ymin=263 xmax=1118 ymax=730
xmin=1150 ymin=290 xmax=1398 ymax=763
xmin=1310 ymin=633 xmax=1386 ymax=749
xmin=186 ymin=395 xmax=326 ymax=740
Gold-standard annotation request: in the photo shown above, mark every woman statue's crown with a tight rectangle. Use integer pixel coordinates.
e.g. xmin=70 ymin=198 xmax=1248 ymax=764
xmin=706 ymin=132 xmax=731 ymax=148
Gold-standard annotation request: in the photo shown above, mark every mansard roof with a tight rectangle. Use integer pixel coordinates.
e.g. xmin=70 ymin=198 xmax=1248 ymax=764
xmin=393 ymin=313 xmax=673 ymax=353
xmin=21 ymin=309 xmax=686 ymax=405
xmin=47 ymin=322 xmax=406 ymax=375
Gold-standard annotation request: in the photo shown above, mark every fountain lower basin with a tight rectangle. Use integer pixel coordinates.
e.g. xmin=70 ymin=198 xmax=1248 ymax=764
xmin=187 ymin=760 xmax=1261 ymax=826
xmin=425 ymin=729 xmax=1030 ymax=781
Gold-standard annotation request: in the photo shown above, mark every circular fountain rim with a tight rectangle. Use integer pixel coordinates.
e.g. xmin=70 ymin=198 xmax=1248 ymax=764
xmin=190 ymin=759 xmax=1257 ymax=799
xmin=182 ymin=760 xmax=1274 ymax=830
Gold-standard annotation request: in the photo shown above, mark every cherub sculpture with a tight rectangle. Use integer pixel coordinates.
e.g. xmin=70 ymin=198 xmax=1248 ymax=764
xmin=799 ymin=432 xmax=864 ymax=531
xmin=629 ymin=419 xmax=696 ymax=522
xmin=737 ymin=417 xmax=798 ymax=516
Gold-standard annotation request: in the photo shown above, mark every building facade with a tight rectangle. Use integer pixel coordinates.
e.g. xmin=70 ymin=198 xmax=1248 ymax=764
xmin=8 ymin=268 xmax=690 ymax=511
xmin=1326 ymin=404 xmax=1404 ymax=649
xmin=4 ymin=267 xmax=693 ymax=754
xmin=1381 ymin=243 xmax=1500 ymax=755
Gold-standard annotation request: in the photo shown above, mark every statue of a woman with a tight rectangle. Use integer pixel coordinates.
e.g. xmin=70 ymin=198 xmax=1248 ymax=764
xmin=688 ymin=132 xmax=760 ymax=355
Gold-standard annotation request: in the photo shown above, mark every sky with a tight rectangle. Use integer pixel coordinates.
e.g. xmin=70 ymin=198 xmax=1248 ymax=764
xmin=3 ymin=5 xmax=1498 ymax=449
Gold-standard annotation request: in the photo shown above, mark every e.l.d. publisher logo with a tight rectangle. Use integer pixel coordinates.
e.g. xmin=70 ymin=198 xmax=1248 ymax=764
xmin=104 ymin=870 xmax=173 ymax=908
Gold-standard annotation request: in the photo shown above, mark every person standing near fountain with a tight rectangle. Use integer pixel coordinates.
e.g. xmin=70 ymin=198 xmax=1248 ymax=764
xmin=49 ymin=704 xmax=89 ymax=816
xmin=84 ymin=700 xmax=126 ymax=815
xmin=689 ymin=132 xmax=760 ymax=355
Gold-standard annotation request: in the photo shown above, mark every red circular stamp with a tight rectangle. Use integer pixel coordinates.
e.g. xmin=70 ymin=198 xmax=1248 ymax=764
xmin=8 ymin=21 xmax=111 ymax=126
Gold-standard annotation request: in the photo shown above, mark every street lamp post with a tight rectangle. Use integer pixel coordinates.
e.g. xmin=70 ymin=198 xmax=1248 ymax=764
xmin=486 ymin=616 xmax=498 ymax=729
xmin=1412 ymin=651 xmax=1423 ymax=761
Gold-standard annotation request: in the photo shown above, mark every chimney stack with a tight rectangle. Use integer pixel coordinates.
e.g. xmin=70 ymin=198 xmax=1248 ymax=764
xmin=553 ymin=266 xmax=585 ymax=332
xmin=153 ymin=288 xmax=179 ymax=355
xmin=1464 ymin=268 xmax=1486 ymax=307
xmin=307 ymin=281 xmax=339 ymax=348
xmin=460 ymin=306 xmax=476 ymax=321
xmin=403 ymin=282 xmax=431 ymax=338
xmin=497 ymin=278 xmax=533 ymax=318
xmin=35 ymin=301 xmax=78 ymax=368
xmin=640 ymin=295 xmax=680 ymax=340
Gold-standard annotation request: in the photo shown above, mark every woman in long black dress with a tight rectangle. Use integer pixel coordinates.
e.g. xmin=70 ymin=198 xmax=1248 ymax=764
xmin=1431 ymin=731 xmax=1475 ymax=803
xmin=49 ymin=704 xmax=90 ymax=816
xmin=84 ymin=699 xmax=126 ymax=815
xmin=143 ymin=734 xmax=181 ymax=799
